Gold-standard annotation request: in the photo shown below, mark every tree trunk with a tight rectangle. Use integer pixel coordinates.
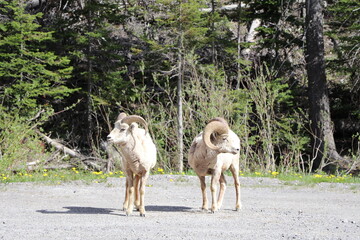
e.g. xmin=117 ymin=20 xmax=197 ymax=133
xmin=86 ymin=3 xmax=94 ymax=151
xmin=177 ymin=53 xmax=184 ymax=173
xmin=177 ymin=3 xmax=184 ymax=173
xmin=305 ymin=0 xmax=342 ymax=171
xmin=211 ymin=0 xmax=216 ymax=64
xmin=235 ymin=0 xmax=242 ymax=90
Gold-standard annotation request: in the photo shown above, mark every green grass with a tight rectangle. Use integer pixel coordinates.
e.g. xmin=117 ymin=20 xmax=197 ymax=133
xmin=240 ymin=171 xmax=360 ymax=184
xmin=1 ymin=167 xmax=359 ymax=185
xmin=0 ymin=168 xmax=126 ymax=184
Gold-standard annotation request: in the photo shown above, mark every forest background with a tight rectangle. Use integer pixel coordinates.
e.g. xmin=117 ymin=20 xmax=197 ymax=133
xmin=0 ymin=0 xmax=359 ymax=175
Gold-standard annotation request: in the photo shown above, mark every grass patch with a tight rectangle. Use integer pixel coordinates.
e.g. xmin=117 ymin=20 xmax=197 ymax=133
xmin=0 ymin=168 xmax=126 ymax=184
xmin=238 ymin=171 xmax=360 ymax=184
xmin=1 ymin=167 xmax=359 ymax=185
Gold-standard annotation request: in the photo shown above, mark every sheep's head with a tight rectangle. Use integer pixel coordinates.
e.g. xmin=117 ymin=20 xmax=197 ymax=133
xmin=203 ymin=118 xmax=239 ymax=154
xmin=107 ymin=113 xmax=148 ymax=145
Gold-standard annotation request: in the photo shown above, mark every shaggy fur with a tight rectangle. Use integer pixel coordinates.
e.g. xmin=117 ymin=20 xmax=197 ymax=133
xmin=107 ymin=113 xmax=156 ymax=217
xmin=188 ymin=118 xmax=241 ymax=213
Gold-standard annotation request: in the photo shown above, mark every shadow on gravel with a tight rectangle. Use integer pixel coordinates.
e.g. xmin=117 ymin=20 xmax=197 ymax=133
xmin=37 ymin=206 xmax=124 ymax=216
xmin=146 ymin=205 xmax=193 ymax=212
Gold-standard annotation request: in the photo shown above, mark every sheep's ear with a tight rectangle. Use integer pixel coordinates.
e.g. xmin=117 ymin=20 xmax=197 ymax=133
xmin=129 ymin=123 xmax=138 ymax=133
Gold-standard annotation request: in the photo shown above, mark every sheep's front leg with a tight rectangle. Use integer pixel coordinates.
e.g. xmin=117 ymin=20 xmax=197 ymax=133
xmin=230 ymin=165 xmax=242 ymax=211
xmin=134 ymin=175 xmax=141 ymax=210
xmin=125 ymin=171 xmax=135 ymax=216
xmin=123 ymin=176 xmax=130 ymax=211
xmin=199 ymin=176 xmax=208 ymax=211
xmin=217 ymin=173 xmax=227 ymax=210
xmin=138 ymin=171 xmax=149 ymax=217
xmin=210 ymin=171 xmax=221 ymax=213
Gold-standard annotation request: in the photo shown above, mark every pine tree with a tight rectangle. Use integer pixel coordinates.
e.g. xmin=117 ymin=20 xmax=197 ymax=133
xmin=0 ymin=0 xmax=74 ymax=117
xmin=327 ymin=0 xmax=360 ymax=119
xmin=305 ymin=0 xmax=343 ymax=170
xmin=40 ymin=0 xmax=128 ymax=151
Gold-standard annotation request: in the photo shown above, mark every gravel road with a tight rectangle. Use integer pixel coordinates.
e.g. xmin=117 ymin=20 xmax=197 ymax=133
xmin=1 ymin=175 xmax=359 ymax=240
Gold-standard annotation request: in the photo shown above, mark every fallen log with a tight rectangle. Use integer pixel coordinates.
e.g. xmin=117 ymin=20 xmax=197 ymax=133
xmin=36 ymin=130 xmax=83 ymax=159
xmin=35 ymin=130 xmax=108 ymax=171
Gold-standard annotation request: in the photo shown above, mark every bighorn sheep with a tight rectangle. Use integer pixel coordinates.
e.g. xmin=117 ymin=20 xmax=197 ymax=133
xmin=107 ymin=113 xmax=156 ymax=217
xmin=188 ymin=117 xmax=241 ymax=213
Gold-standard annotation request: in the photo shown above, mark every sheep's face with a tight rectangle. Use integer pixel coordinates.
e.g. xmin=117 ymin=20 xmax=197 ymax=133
xmin=211 ymin=133 xmax=239 ymax=154
xmin=107 ymin=121 xmax=137 ymax=145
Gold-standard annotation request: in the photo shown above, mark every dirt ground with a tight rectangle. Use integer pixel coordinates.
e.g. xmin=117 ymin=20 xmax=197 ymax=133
xmin=0 ymin=175 xmax=359 ymax=240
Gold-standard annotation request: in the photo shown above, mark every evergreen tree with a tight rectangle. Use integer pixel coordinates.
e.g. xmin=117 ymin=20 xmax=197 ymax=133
xmin=0 ymin=0 xmax=74 ymax=117
xmin=0 ymin=0 xmax=74 ymax=172
xmin=327 ymin=0 xmax=360 ymax=121
xmin=40 ymin=0 xmax=129 ymax=151
xmin=305 ymin=0 xmax=343 ymax=170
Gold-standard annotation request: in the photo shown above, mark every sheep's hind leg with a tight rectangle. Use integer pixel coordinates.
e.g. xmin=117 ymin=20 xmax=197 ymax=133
xmin=230 ymin=165 xmax=242 ymax=211
xmin=199 ymin=176 xmax=208 ymax=211
xmin=138 ymin=171 xmax=149 ymax=217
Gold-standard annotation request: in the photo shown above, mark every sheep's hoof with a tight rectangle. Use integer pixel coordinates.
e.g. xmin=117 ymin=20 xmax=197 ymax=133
xmin=126 ymin=209 xmax=133 ymax=216
xmin=211 ymin=206 xmax=217 ymax=213
xmin=235 ymin=204 xmax=242 ymax=211
xmin=140 ymin=213 xmax=146 ymax=217
xmin=135 ymin=203 xmax=140 ymax=211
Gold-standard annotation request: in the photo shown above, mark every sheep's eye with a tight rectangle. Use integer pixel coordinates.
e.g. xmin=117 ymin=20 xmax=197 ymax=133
xmin=120 ymin=128 xmax=126 ymax=132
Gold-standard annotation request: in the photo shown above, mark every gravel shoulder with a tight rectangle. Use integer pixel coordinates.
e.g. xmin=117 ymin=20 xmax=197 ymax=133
xmin=1 ymin=175 xmax=359 ymax=240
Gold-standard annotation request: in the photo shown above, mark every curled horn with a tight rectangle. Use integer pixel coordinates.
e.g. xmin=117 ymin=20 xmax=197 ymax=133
xmin=116 ymin=112 xmax=127 ymax=121
xmin=203 ymin=118 xmax=229 ymax=151
xmin=208 ymin=117 xmax=229 ymax=126
xmin=121 ymin=115 xmax=148 ymax=133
